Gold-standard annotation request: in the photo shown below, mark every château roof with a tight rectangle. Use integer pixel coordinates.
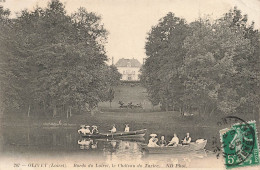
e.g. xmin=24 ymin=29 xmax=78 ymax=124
xmin=115 ymin=58 xmax=142 ymax=68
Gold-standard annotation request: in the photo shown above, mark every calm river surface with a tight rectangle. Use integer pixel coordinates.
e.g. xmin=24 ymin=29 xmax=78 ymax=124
xmin=0 ymin=126 xmax=228 ymax=169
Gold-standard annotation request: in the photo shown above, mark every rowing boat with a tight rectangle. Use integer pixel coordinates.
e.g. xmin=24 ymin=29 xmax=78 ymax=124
xmin=80 ymin=129 xmax=147 ymax=138
xmin=142 ymin=139 xmax=207 ymax=154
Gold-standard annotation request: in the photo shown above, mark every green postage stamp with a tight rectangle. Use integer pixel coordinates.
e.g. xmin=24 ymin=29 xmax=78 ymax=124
xmin=220 ymin=120 xmax=260 ymax=169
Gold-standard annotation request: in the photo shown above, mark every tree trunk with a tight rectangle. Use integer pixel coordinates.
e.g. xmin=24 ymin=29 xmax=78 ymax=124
xmin=165 ymin=99 xmax=169 ymax=112
xmin=252 ymin=107 xmax=254 ymax=120
xmin=199 ymin=107 xmax=202 ymax=117
xmin=27 ymin=105 xmax=31 ymax=117
xmin=91 ymin=107 xmax=95 ymax=116
xmin=0 ymin=107 xmax=4 ymax=117
xmin=180 ymin=107 xmax=183 ymax=116
xmin=69 ymin=107 xmax=72 ymax=117
xmin=203 ymin=105 xmax=207 ymax=116
xmin=43 ymin=100 xmax=46 ymax=116
xmin=27 ymin=129 xmax=30 ymax=146
xmin=258 ymin=107 xmax=260 ymax=125
xmin=53 ymin=105 xmax=57 ymax=118
xmin=53 ymin=133 xmax=57 ymax=146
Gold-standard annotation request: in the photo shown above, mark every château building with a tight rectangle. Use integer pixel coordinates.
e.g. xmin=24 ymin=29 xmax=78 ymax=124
xmin=115 ymin=58 xmax=142 ymax=81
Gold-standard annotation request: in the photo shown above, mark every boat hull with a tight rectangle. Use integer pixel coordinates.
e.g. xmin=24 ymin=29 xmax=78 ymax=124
xmin=80 ymin=129 xmax=147 ymax=139
xmin=143 ymin=140 xmax=207 ymax=154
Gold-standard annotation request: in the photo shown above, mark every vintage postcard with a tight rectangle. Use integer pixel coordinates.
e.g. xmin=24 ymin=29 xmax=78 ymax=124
xmin=0 ymin=0 xmax=260 ymax=169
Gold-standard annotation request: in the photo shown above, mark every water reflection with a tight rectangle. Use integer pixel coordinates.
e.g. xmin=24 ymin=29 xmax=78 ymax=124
xmin=102 ymin=140 xmax=144 ymax=163
xmin=0 ymin=127 xmax=224 ymax=168
xmin=78 ymin=138 xmax=96 ymax=150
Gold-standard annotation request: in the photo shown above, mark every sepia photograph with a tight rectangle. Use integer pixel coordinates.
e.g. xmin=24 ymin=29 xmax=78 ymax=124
xmin=0 ymin=0 xmax=260 ymax=169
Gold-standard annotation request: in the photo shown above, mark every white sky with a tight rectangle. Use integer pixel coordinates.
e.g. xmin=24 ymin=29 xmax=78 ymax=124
xmin=1 ymin=0 xmax=260 ymax=64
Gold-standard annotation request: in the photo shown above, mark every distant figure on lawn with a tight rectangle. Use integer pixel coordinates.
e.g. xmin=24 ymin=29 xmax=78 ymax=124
xmin=148 ymin=134 xmax=159 ymax=147
xmin=159 ymin=136 xmax=167 ymax=147
xmin=91 ymin=125 xmax=99 ymax=134
xmin=168 ymin=133 xmax=179 ymax=146
xmin=110 ymin=124 xmax=117 ymax=133
xmin=182 ymin=133 xmax=191 ymax=145
xmin=124 ymin=124 xmax=130 ymax=132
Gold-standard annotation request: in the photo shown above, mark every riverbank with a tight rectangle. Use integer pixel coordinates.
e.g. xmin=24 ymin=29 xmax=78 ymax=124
xmin=1 ymin=110 xmax=258 ymax=129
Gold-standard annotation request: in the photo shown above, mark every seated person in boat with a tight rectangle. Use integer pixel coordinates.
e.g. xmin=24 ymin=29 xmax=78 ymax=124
xmin=124 ymin=124 xmax=130 ymax=132
xmin=148 ymin=134 xmax=159 ymax=147
xmin=91 ymin=125 xmax=99 ymax=134
xmin=83 ymin=125 xmax=91 ymax=135
xmin=110 ymin=124 xmax=117 ymax=133
xmin=167 ymin=133 xmax=179 ymax=146
xmin=78 ymin=125 xmax=85 ymax=134
xmin=182 ymin=133 xmax=191 ymax=145
xmin=159 ymin=136 xmax=167 ymax=147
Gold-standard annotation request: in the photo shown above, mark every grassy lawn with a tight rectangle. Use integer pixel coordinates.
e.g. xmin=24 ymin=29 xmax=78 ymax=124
xmin=99 ymin=84 xmax=157 ymax=111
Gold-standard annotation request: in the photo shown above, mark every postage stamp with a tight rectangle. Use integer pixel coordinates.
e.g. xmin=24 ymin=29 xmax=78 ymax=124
xmin=220 ymin=120 xmax=259 ymax=169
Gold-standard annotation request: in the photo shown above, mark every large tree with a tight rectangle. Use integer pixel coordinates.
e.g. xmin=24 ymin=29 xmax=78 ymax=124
xmin=141 ymin=8 xmax=259 ymax=117
xmin=181 ymin=18 xmax=253 ymax=115
xmin=221 ymin=7 xmax=260 ymax=116
xmin=0 ymin=0 xmax=121 ymax=117
xmin=180 ymin=8 xmax=259 ymax=116
xmin=0 ymin=6 xmax=21 ymax=114
xmin=141 ymin=12 xmax=190 ymax=111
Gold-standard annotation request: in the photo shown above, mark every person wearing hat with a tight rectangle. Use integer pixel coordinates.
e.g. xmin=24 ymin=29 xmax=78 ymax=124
xmin=91 ymin=125 xmax=99 ymax=135
xmin=78 ymin=125 xmax=85 ymax=134
xmin=148 ymin=134 xmax=159 ymax=147
xmin=182 ymin=133 xmax=191 ymax=145
xmin=168 ymin=133 xmax=179 ymax=146
xmin=109 ymin=124 xmax=117 ymax=133
xmin=83 ymin=125 xmax=91 ymax=135
xmin=124 ymin=124 xmax=130 ymax=132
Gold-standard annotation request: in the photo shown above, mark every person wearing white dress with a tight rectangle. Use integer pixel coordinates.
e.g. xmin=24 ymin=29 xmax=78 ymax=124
xmin=78 ymin=125 xmax=85 ymax=134
xmin=168 ymin=133 xmax=179 ymax=146
xmin=148 ymin=134 xmax=159 ymax=147
xmin=110 ymin=124 xmax=117 ymax=133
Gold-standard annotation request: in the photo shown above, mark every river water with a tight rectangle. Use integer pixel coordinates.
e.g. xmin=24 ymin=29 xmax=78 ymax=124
xmin=0 ymin=126 xmax=228 ymax=169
